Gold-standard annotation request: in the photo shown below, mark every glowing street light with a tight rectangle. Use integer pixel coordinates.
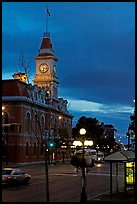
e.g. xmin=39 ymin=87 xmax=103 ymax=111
xmin=2 ymin=106 xmax=5 ymax=111
xmin=73 ymin=140 xmax=93 ymax=147
xmin=84 ymin=140 xmax=93 ymax=146
xmin=79 ymin=128 xmax=86 ymax=135
xmin=73 ymin=140 xmax=82 ymax=146
xmin=2 ymin=106 xmax=5 ymax=116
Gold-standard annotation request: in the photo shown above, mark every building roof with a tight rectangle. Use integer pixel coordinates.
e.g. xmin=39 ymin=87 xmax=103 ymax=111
xmin=2 ymin=79 xmax=29 ymax=97
xmin=35 ymin=33 xmax=58 ymax=61
xmin=104 ymin=150 xmax=135 ymax=162
xmin=40 ymin=36 xmax=52 ymax=49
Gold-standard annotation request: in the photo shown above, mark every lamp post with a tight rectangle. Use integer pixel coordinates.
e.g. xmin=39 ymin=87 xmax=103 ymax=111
xmin=79 ymin=128 xmax=87 ymax=202
xmin=126 ymin=132 xmax=130 ymax=150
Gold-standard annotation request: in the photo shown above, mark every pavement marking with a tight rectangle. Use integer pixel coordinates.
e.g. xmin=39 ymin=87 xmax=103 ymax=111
xmin=86 ymin=172 xmax=124 ymax=177
xmin=87 ymin=190 xmax=110 ymax=201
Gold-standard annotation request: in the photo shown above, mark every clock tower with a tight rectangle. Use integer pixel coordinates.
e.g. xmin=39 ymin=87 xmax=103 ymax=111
xmin=33 ymin=32 xmax=59 ymax=98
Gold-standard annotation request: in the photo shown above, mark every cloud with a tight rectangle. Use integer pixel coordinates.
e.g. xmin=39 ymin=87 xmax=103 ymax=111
xmin=67 ymin=98 xmax=134 ymax=114
xmin=67 ymin=98 xmax=133 ymax=144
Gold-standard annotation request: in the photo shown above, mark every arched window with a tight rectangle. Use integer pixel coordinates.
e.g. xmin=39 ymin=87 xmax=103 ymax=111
xmin=25 ymin=141 xmax=29 ymax=156
xmin=40 ymin=116 xmax=45 ymax=137
xmin=34 ymin=114 xmax=38 ymax=137
xmin=40 ymin=142 xmax=44 ymax=156
xmin=33 ymin=141 xmax=37 ymax=156
xmin=26 ymin=112 xmax=31 ymax=134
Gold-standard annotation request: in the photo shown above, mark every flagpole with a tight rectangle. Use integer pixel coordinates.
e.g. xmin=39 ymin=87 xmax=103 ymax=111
xmin=46 ymin=6 xmax=48 ymax=33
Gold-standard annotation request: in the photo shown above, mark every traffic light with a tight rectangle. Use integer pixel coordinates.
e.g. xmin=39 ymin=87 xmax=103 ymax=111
xmin=49 ymin=142 xmax=54 ymax=148
xmin=49 ymin=140 xmax=55 ymax=148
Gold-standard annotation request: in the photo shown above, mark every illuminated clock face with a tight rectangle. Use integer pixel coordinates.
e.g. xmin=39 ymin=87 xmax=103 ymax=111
xmin=39 ymin=63 xmax=49 ymax=73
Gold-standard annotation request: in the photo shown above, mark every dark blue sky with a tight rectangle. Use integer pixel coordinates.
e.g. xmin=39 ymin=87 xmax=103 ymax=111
xmin=2 ymin=2 xmax=135 ymax=144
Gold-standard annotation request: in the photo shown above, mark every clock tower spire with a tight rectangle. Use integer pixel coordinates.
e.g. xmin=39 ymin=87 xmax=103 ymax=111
xmin=33 ymin=32 xmax=59 ymax=99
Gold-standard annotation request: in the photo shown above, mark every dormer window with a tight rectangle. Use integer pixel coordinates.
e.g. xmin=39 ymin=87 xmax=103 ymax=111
xmin=34 ymin=92 xmax=37 ymax=100
xmin=41 ymin=94 xmax=44 ymax=103
xmin=46 ymin=90 xmax=50 ymax=97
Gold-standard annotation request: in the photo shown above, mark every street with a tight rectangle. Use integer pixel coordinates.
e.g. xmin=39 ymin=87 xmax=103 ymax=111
xmin=2 ymin=162 xmax=122 ymax=202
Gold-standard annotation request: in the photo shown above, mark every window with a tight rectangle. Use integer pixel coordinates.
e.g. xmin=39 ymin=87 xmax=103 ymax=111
xmin=40 ymin=142 xmax=44 ymax=156
xmin=46 ymin=90 xmax=49 ymax=97
xmin=26 ymin=112 xmax=31 ymax=134
xmin=33 ymin=142 xmax=37 ymax=156
xmin=34 ymin=92 xmax=38 ymax=100
xmin=2 ymin=170 xmax=12 ymax=175
xmin=41 ymin=94 xmax=44 ymax=103
xmin=25 ymin=141 xmax=29 ymax=156
xmin=40 ymin=116 xmax=45 ymax=136
xmin=34 ymin=114 xmax=38 ymax=136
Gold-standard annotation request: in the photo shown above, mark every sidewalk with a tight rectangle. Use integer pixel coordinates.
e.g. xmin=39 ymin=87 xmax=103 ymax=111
xmin=2 ymin=159 xmax=70 ymax=168
xmin=88 ymin=191 xmax=135 ymax=202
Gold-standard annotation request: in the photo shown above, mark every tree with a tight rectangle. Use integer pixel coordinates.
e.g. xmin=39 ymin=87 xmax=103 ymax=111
xmin=18 ymin=51 xmax=31 ymax=78
xmin=127 ymin=110 xmax=135 ymax=149
xmin=72 ymin=116 xmax=116 ymax=151
xmin=73 ymin=116 xmax=103 ymax=136
xmin=128 ymin=110 xmax=135 ymax=135
xmin=72 ymin=116 xmax=104 ymax=148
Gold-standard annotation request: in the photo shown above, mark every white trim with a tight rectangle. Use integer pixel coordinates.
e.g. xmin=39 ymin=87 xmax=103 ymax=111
xmin=2 ymin=96 xmax=73 ymax=117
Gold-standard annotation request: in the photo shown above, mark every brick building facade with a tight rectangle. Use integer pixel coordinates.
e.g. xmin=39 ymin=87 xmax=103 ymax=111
xmin=2 ymin=32 xmax=73 ymax=164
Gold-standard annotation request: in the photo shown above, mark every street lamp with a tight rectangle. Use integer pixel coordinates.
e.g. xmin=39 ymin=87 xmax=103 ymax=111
xmin=2 ymin=106 xmax=5 ymax=116
xmin=59 ymin=116 xmax=62 ymax=120
xmin=79 ymin=128 xmax=87 ymax=202
xmin=126 ymin=132 xmax=130 ymax=150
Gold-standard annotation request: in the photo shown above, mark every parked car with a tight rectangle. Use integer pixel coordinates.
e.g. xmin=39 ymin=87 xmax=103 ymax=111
xmin=2 ymin=167 xmax=31 ymax=185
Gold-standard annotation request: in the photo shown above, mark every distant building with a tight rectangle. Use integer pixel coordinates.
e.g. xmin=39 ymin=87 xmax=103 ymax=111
xmin=2 ymin=32 xmax=73 ymax=164
xmin=103 ymin=124 xmax=117 ymax=139
xmin=99 ymin=124 xmax=117 ymax=152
